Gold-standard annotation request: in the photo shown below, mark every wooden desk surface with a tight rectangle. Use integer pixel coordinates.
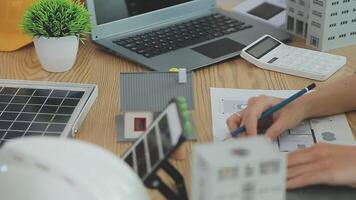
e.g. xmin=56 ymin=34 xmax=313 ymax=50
xmin=1 ymin=18 xmax=356 ymax=200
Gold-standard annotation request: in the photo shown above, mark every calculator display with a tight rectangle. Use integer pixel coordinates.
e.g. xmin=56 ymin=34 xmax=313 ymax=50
xmin=245 ymin=36 xmax=281 ymax=59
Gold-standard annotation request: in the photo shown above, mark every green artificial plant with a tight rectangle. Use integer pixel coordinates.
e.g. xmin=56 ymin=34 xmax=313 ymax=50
xmin=21 ymin=0 xmax=91 ymax=42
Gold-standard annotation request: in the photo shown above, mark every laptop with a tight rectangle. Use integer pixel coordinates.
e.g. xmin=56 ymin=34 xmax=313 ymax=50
xmin=86 ymin=0 xmax=291 ymax=71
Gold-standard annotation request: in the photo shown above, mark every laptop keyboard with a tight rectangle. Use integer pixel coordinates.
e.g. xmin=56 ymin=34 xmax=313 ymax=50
xmin=113 ymin=13 xmax=253 ymax=58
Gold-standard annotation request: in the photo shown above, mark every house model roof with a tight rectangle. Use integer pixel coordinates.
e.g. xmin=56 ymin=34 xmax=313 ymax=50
xmin=120 ymin=72 xmax=194 ymax=112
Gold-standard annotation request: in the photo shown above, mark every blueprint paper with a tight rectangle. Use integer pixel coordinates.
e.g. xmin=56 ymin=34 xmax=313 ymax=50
xmin=210 ymin=88 xmax=355 ymax=152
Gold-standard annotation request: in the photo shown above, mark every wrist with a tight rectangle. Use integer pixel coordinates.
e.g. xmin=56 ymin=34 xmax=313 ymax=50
xmin=292 ymin=93 xmax=315 ymax=120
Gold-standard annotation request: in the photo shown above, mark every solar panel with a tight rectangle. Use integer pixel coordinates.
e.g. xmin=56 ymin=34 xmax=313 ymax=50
xmin=0 ymin=80 xmax=98 ymax=145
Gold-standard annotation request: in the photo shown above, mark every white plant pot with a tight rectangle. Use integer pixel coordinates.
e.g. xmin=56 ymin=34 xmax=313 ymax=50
xmin=33 ymin=36 xmax=79 ymax=72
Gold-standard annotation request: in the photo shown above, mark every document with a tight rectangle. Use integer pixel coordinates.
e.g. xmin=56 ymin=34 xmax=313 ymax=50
xmin=210 ymin=88 xmax=355 ymax=152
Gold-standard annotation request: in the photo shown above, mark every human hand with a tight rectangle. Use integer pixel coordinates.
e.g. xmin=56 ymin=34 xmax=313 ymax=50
xmin=287 ymin=143 xmax=356 ymax=189
xmin=226 ymin=95 xmax=307 ymax=139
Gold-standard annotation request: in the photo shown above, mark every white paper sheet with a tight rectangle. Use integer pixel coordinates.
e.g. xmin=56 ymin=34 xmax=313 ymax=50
xmin=210 ymin=87 xmax=355 ymax=152
xmin=233 ymin=0 xmax=287 ymax=28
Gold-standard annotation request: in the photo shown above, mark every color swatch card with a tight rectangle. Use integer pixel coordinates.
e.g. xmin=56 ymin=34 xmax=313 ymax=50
xmin=210 ymin=87 xmax=355 ymax=152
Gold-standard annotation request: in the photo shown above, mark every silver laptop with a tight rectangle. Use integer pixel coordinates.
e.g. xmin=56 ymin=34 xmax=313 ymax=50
xmin=86 ymin=0 xmax=291 ymax=71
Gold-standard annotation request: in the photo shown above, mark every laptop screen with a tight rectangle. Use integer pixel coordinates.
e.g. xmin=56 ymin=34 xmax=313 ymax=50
xmin=93 ymin=0 xmax=193 ymax=25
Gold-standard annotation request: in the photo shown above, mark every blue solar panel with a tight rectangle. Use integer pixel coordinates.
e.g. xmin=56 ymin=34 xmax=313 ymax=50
xmin=0 ymin=80 xmax=97 ymax=146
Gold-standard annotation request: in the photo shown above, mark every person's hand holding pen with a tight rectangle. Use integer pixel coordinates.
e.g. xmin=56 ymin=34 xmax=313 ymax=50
xmin=225 ymin=76 xmax=356 ymax=189
xmin=226 ymin=94 xmax=308 ymax=139
xmin=225 ymin=93 xmax=356 ymax=190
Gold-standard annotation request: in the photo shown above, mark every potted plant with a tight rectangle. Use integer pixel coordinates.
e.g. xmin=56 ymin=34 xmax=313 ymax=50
xmin=21 ymin=0 xmax=91 ymax=72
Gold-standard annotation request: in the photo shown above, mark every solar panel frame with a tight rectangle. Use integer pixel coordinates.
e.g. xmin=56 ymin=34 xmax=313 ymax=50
xmin=0 ymin=80 xmax=98 ymax=145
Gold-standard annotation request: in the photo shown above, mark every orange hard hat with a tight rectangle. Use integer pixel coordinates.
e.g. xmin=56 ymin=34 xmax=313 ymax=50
xmin=0 ymin=0 xmax=35 ymax=52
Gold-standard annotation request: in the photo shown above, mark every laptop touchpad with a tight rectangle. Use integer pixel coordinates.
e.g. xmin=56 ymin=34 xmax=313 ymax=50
xmin=192 ymin=38 xmax=245 ymax=59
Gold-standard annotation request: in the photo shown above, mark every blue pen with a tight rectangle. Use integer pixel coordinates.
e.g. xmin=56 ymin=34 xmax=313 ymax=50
xmin=224 ymin=83 xmax=316 ymax=141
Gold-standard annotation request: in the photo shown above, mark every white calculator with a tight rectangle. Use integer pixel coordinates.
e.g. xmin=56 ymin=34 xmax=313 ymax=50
xmin=240 ymin=35 xmax=346 ymax=81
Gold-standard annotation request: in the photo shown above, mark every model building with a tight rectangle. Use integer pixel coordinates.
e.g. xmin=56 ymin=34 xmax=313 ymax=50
xmin=286 ymin=0 xmax=310 ymax=38
xmin=306 ymin=0 xmax=356 ymax=51
xmin=116 ymin=71 xmax=195 ymax=141
xmin=286 ymin=0 xmax=356 ymax=51
xmin=192 ymin=137 xmax=286 ymax=200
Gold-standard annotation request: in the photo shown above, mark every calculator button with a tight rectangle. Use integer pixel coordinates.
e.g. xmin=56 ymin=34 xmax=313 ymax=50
xmin=267 ymin=57 xmax=279 ymax=64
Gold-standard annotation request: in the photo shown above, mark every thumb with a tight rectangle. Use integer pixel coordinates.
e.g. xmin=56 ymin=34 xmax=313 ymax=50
xmin=265 ymin=118 xmax=289 ymax=140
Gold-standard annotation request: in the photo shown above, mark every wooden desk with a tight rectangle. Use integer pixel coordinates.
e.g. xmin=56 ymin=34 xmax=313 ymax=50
xmin=1 ymin=20 xmax=356 ymax=200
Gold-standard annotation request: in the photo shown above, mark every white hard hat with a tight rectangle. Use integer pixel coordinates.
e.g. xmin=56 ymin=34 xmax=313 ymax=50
xmin=0 ymin=137 xmax=149 ymax=200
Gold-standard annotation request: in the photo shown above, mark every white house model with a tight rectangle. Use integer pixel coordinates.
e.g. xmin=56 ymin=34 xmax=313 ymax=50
xmin=286 ymin=0 xmax=310 ymax=38
xmin=116 ymin=71 xmax=195 ymax=142
xmin=286 ymin=0 xmax=356 ymax=51
xmin=191 ymin=137 xmax=286 ymax=200
xmin=307 ymin=0 xmax=356 ymax=51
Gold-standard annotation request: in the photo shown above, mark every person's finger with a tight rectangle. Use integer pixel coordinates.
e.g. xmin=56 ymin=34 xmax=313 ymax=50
xmin=243 ymin=112 xmax=258 ymax=136
xmin=243 ymin=96 xmax=282 ymax=136
xmin=288 ymin=144 xmax=329 ymax=167
xmin=287 ymin=170 xmax=331 ymax=189
xmin=237 ymin=131 xmax=248 ymax=139
xmin=243 ymin=98 xmax=269 ymax=135
xmin=288 ymin=147 xmax=315 ymax=167
xmin=264 ymin=117 xmax=290 ymax=139
xmin=287 ymin=158 xmax=329 ymax=179
xmin=226 ymin=116 xmax=238 ymax=132
xmin=226 ymin=112 xmax=242 ymax=132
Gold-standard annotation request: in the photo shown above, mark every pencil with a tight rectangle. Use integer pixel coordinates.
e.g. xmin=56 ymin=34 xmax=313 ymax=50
xmin=223 ymin=83 xmax=316 ymax=141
